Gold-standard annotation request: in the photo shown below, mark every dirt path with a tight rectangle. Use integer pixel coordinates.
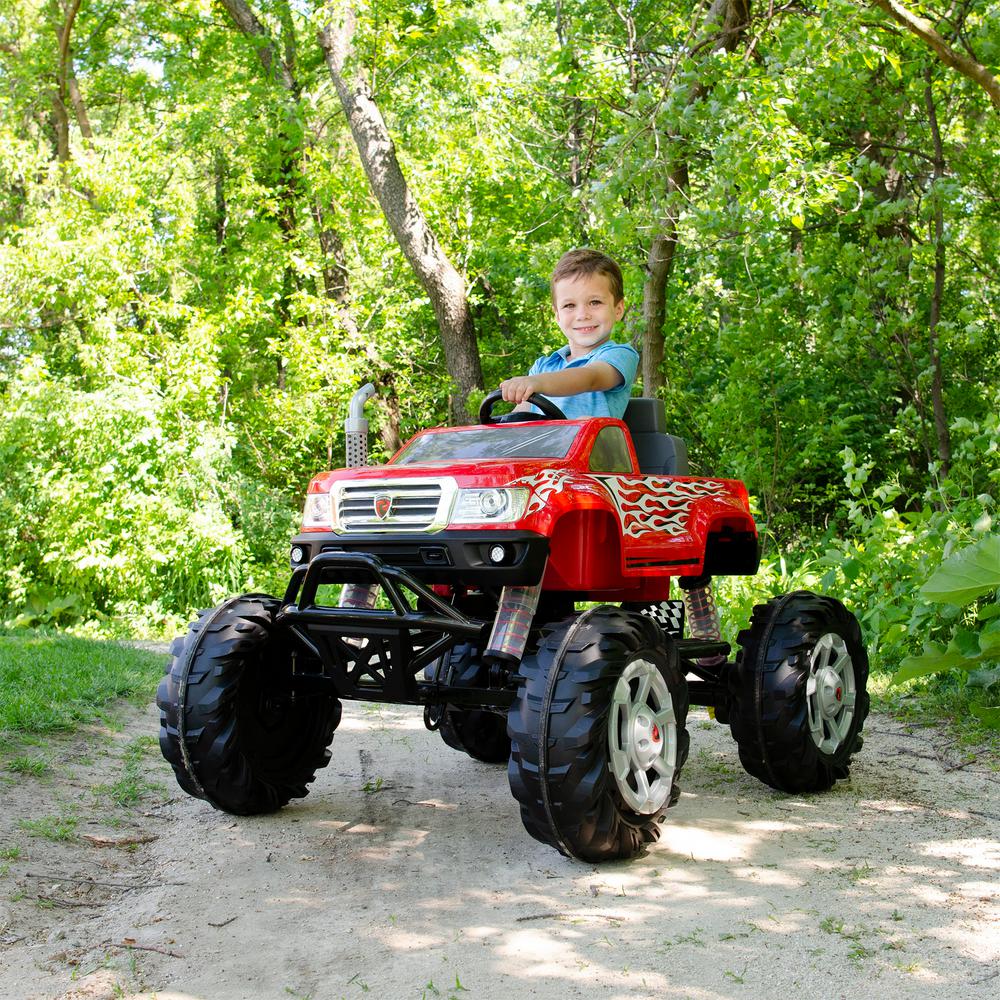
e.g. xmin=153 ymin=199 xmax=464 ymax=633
xmin=1 ymin=683 xmax=998 ymax=1000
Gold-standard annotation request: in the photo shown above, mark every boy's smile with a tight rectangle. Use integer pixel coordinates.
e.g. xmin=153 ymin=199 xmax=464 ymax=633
xmin=552 ymin=273 xmax=625 ymax=359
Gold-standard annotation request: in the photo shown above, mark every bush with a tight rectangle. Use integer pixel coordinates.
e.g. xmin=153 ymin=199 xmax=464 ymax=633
xmin=716 ymin=415 xmax=1000 ymax=730
xmin=0 ymin=364 xmax=293 ymax=634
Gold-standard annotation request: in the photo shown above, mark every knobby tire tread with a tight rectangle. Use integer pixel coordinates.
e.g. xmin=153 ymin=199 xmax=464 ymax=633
xmin=729 ymin=591 xmax=870 ymax=794
xmin=427 ymin=644 xmax=511 ymax=764
xmin=507 ymin=606 xmax=689 ymax=862
xmin=158 ymin=595 xmax=340 ymax=815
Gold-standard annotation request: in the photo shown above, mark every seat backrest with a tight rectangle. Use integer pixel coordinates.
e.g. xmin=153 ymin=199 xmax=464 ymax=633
xmin=623 ymin=398 xmax=690 ymax=476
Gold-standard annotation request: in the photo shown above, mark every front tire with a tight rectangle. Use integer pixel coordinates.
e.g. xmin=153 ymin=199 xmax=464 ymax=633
xmin=157 ymin=595 xmax=340 ymax=814
xmin=507 ymin=607 xmax=689 ymax=862
xmin=728 ymin=591 xmax=869 ymax=793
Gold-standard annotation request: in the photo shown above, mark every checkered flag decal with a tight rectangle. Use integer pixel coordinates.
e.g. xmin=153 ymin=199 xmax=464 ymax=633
xmin=627 ymin=600 xmax=685 ymax=638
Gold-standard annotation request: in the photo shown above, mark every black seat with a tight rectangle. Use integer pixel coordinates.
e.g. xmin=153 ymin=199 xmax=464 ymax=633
xmin=623 ymin=398 xmax=689 ymax=476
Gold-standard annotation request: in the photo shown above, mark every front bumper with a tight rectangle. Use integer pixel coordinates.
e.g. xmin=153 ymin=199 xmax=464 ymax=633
xmin=289 ymin=529 xmax=550 ymax=586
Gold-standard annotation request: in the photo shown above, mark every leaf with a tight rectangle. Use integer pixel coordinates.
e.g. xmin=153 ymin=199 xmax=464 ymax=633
xmin=979 ymin=621 xmax=1000 ymax=655
xmin=892 ymin=625 xmax=992 ymax=683
xmin=791 ymin=214 xmax=805 ymax=230
xmin=950 ymin=627 xmax=982 ymax=658
xmin=842 ymin=558 xmax=862 ymax=581
xmin=967 ymin=667 xmax=1000 ymax=690
xmin=920 ymin=535 xmax=1000 ymax=606
xmin=893 ymin=642 xmax=974 ymax=684
xmin=980 ymin=602 xmax=1000 ymax=622
xmin=970 ymin=705 xmax=1000 ymax=729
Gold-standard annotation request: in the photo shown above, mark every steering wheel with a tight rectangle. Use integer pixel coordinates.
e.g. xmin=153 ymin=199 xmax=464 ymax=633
xmin=479 ymin=389 xmax=567 ymax=425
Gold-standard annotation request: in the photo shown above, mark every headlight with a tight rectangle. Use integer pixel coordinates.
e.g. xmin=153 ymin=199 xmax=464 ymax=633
xmin=302 ymin=492 xmax=333 ymax=529
xmin=451 ymin=488 xmax=528 ymax=523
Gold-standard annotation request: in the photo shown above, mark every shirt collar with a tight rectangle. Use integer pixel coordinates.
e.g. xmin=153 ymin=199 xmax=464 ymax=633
xmin=558 ymin=342 xmax=607 ymax=363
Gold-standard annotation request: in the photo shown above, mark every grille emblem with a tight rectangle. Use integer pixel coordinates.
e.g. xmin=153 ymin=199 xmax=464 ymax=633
xmin=374 ymin=493 xmax=394 ymax=520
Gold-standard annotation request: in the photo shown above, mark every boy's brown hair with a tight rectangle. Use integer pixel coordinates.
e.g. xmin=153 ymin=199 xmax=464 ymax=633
xmin=550 ymin=248 xmax=625 ymax=304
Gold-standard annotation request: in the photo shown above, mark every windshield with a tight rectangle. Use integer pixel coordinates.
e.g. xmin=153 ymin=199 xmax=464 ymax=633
xmin=392 ymin=424 xmax=581 ymax=464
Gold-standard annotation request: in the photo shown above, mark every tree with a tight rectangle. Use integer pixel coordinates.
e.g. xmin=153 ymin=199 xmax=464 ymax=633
xmin=317 ymin=1 xmax=483 ymax=424
xmin=638 ymin=0 xmax=751 ymax=397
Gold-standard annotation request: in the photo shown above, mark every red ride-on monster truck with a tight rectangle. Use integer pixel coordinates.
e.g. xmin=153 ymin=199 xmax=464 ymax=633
xmin=158 ymin=386 xmax=869 ymax=862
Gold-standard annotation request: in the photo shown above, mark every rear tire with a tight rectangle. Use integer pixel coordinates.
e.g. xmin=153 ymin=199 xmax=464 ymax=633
xmin=427 ymin=643 xmax=511 ymax=764
xmin=728 ymin=591 xmax=869 ymax=793
xmin=438 ymin=709 xmax=510 ymax=764
xmin=507 ymin=606 xmax=689 ymax=861
xmin=157 ymin=595 xmax=340 ymax=814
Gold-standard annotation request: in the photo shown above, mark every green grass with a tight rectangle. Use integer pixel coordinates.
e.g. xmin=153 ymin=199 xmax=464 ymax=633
xmin=93 ymin=735 xmax=164 ymax=808
xmin=19 ymin=813 xmax=78 ymax=841
xmin=0 ymin=635 xmax=165 ymax=735
xmin=872 ymin=671 xmax=1000 ymax=757
xmin=7 ymin=755 xmax=50 ymax=776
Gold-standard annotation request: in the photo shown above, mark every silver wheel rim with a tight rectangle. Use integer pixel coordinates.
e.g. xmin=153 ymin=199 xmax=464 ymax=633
xmin=805 ymin=633 xmax=856 ymax=753
xmin=608 ymin=657 xmax=677 ymax=814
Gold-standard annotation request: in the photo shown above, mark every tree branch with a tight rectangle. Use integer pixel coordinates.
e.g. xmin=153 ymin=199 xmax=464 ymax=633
xmin=216 ymin=0 xmax=297 ymax=93
xmin=868 ymin=0 xmax=1000 ymax=109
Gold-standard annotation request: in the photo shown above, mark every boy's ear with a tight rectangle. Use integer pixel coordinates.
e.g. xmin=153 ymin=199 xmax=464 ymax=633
xmin=614 ymin=299 xmax=625 ymax=321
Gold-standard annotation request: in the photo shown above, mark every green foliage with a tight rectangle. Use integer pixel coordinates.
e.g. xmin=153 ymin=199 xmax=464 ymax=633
xmin=0 ymin=0 xmax=995 ymax=755
xmin=18 ymin=814 xmax=78 ymax=842
xmin=890 ymin=534 xmax=1000 ymax=727
xmin=93 ymin=735 xmax=163 ymax=808
xmin=0 ymin=368 xmax=296 ymax=632
xmin=918 ymin=535 xmax=1000 ymax=607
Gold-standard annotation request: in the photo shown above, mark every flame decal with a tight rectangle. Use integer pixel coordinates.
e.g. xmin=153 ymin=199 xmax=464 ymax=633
xmin=506 ymin=469 xmax=579 ymax=514
xmin=598 ymin=477 xmax=727 ymax=537
xmin=506 ymin=471 xmax=727 ymax=538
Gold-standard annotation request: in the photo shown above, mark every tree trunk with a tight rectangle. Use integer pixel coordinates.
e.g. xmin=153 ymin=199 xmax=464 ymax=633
xmin=213 ymin=150 xmax=228 ymax=251
xmin=641 ymin=162 xmax=688 ymax=395
xmin=218 ymin=0 xmax=313 ymax=387
xmin=67 ymin=75 xmax=92 ymax=138
xmin=640 ymin=0 xmax=750 ymax=396
xmin=52 ymin=0 xmax=90 ymax=161
xmin=318 ymin=4 xmax=483 ymax=425
xmin=924 ymin=69 xmax=951 ymax=475
xmin=311 ymin=201 xmax=349 ymax=303
xmin=217 ymin=0 xmax=297 ymax=92
xmin=310 ymin=199 xmax=402 ymax=453
xmin=217 ymin=0 xmax=302 ymax=239
xmin=50 ymin=93 xmax=71 ymax=162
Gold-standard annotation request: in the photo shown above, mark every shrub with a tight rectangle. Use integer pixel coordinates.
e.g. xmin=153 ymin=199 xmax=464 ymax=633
xmin=0 ymin=364 xmax=293 ymax=634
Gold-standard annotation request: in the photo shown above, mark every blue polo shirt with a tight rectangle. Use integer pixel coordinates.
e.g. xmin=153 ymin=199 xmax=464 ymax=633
xmin=528 ymin=340 xmax=639 ymax=419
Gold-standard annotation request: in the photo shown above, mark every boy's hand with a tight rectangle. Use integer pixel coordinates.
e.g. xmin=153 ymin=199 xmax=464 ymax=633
xmin=500 ymin=363 xmax=623 ymax=406
xmin=499 ymin=375 xmax=542 ymax=405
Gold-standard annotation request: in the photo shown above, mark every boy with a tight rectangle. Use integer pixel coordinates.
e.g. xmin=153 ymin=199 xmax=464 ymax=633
xmin=500 ymin=248 xmax=639 ymax=419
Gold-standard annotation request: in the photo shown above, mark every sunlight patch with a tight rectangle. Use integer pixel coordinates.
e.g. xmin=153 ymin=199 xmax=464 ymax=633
xmin=656 ymin=822 xmax=759 ymax=862
xmin=920 ymin=838 xmax=1000 ymax=871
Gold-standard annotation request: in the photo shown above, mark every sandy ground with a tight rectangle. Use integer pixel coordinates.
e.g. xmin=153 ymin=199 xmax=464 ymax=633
xmin=1 ymin=673 xmax=998 ymax=1000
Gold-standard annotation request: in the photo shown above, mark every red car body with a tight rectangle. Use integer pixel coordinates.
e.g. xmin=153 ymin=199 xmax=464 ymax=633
xmin=292 ymin=417 xmax=759 ymax=603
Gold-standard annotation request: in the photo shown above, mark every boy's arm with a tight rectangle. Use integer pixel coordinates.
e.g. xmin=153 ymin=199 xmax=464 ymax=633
xmin=500 ymin=362 xmax=622 ymax=405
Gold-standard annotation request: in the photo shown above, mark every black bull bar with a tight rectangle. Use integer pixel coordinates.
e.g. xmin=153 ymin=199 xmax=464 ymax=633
xmin=277 ymin=551 xmax=513 ymax=708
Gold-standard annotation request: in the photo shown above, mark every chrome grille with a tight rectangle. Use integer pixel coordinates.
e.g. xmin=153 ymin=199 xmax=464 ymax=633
xmin=334 ymin=479 xmax=449 ymax=533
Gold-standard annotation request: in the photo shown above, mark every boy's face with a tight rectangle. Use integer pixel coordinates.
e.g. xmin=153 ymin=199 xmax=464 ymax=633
xmin=552 ymin=272 xmax=625 ymax=359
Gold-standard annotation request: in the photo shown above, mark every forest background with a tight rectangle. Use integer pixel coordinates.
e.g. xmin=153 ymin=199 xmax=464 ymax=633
xmin=1 ymin=0 xmax=998 ymax=726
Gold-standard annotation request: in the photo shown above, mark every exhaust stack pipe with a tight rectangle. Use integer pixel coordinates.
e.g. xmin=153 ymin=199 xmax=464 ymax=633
xmin=345 ymin=382 xmax=376 ymax=469
xmin=340 ymin=383 xmax=378 ymax=612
